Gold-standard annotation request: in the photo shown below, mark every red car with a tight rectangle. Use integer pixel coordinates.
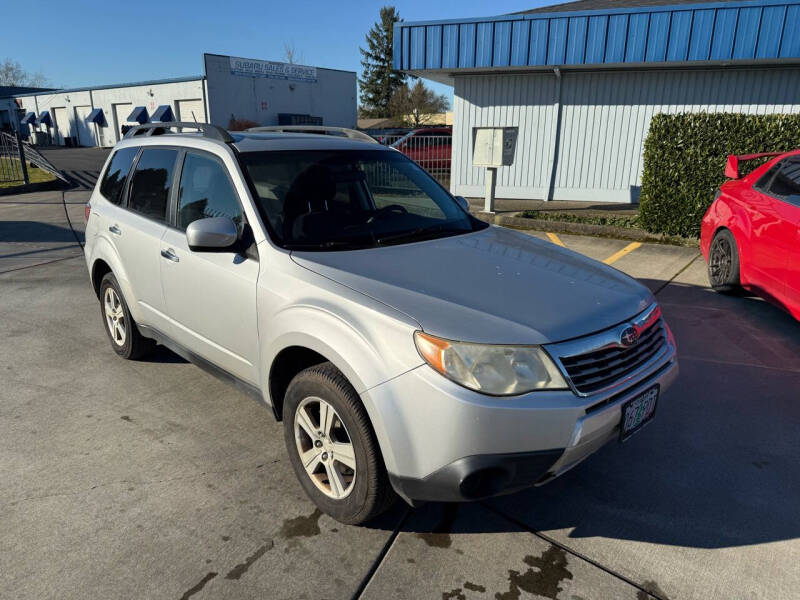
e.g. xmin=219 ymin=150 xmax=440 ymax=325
xmin=701 ymin=150 xmax=800 ymax=320
xmin=390 ymin=128 xmax=451 ymax=170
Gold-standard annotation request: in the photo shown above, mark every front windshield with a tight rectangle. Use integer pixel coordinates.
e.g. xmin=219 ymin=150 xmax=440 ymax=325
xmin=240 ymin=149 xmax=487 ymax=250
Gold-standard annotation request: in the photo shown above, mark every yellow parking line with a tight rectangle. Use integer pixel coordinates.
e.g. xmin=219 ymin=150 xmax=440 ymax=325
xmin=546 ymin=232 xmax=565 ymax=247
xmin=603 ymin=242 xmax=642 ymax=265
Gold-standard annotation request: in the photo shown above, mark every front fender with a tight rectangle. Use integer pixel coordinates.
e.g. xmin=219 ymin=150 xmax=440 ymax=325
xmin=261 ymin=302 xmax=422 ymax=399
xmin=259 ymin=287 xmax=424 ymax=477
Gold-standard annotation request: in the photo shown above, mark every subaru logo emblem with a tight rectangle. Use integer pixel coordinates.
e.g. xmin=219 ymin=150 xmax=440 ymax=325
xmin=620 ymin=326 xmax=639 ymax=347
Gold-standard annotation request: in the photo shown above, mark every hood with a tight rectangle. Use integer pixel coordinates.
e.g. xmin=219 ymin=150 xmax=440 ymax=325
xmin=290 ymin=226 xmax=654 ymax=345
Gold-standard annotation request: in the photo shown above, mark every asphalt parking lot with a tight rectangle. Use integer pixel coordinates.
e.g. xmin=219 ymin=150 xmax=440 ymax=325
xmin=2 ymin=190 xmax=799 ymax=600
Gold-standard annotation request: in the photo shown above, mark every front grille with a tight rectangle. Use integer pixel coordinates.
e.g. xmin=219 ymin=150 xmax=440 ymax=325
xmin=559 ymin=319 xmax=667 ymax=394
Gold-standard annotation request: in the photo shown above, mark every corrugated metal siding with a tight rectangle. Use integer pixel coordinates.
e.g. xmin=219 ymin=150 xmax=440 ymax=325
xmin=396 ymin=1 xmax=800 ymax=71
xmin=452 ymin=68 xmax=800 ymax=202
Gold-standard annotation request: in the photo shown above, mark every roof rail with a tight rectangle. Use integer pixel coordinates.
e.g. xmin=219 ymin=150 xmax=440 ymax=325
xmin=123 ymin=122 xmax=234 ymax=143
xmin=245 ymin=125 xmax=378 ymax=144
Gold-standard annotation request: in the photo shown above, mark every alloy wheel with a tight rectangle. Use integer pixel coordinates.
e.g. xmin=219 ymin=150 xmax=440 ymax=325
xmin=709 ymin=236 xmax=732 ymax=285
xmin=104 ymin=287 xmax=126 ymax=346
xmin=294 ymin=396 xmax=357 ymax=500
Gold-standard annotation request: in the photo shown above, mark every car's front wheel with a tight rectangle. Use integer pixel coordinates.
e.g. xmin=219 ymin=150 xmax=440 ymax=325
xmin=283 ymin=362 xmax=395 ymax=525
xmin=708 ymin=229 xmax=741 ymax=293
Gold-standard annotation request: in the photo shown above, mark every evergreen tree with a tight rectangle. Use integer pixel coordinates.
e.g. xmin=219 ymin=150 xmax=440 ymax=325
xmin=359 ymin=6 xmax=406 ymax=118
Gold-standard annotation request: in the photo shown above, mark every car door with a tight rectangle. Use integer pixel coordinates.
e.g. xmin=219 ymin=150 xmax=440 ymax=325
xmin=159 ymin=149 xmax=260 ymax=384
xmin=107 ymin=147 xmax=178 ymax=331
xmin=761 ymin=158 xmax=800 ymax=308
xmin=741 ymin=162 xmax=791 ymax=297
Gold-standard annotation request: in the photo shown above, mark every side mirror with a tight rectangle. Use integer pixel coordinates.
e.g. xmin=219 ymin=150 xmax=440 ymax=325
xmin=725 ymin=155 xmax=739 ymax=179
xmin=455 ymin=195 xmax=470 ymax=212
xmin=186 ymin=217 xmax=238 ymax=251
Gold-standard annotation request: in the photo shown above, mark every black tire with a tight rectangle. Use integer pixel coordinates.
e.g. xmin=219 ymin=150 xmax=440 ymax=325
xmin=283 ymin=362 xmax=396 ymax=525
xmin=708 ymin=229 xmax=741 ymax=293
xmin=98 ymin=273 xmax=155 ymax=360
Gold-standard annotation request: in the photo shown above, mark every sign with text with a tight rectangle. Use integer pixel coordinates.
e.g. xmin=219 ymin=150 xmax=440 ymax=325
xmin=229 ymin=57 xmax=317 ymax=83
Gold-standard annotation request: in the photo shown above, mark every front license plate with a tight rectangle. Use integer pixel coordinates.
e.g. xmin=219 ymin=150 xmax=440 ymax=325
xmin=620 ymin=385 xmax=659 ymax=442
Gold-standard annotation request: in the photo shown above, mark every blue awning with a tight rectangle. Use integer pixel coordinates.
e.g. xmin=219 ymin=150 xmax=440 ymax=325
xmin=20 ymin=111 xmax=36 ymax=125
xmin=37 ymin=111 xmax=52 ymax=126
xmin=127 ymin=106 xmax=149 ymax=124
xmin=87 ymin=108 xmax=106 ymax=125
xmin=151 ymin=105 xmax=174 ymax=122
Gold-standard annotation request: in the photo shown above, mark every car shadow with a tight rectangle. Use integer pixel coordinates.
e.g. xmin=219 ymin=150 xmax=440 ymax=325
xmin=0 ymin=221 xmax=84 ymax=244
xmin=143 ymin=344 xmax=189 ymax=364
xmin=367 ymin=279 xmax=800 ymax=551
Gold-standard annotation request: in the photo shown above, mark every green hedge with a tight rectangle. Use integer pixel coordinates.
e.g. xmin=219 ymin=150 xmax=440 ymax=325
xmin=639 ymin=113 xmax=800 ymax=238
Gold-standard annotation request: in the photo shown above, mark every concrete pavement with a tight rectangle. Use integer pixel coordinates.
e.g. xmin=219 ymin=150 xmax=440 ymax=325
xmin=2 ymin=194 xmax=799 ymax=599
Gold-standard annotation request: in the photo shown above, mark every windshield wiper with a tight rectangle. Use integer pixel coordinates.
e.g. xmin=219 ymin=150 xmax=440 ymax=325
xmin=375 ymin=224 xmax=462 ymax=246
xmin=284 ymin=240 xmax=366 ymax=251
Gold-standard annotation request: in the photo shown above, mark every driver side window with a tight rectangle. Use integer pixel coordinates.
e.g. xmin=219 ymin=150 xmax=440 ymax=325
xmin=177 ymin=152 xmax=243 ymax=233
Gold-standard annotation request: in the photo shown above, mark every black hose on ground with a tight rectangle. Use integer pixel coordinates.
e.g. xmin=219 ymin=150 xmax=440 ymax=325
xmin=61 ymin=189 xmax=84 ymax=251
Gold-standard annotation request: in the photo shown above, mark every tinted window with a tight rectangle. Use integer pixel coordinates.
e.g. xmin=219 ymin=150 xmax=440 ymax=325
xmin=240 ymin=149 xmax=485 ymax=250
xmin=128 ymin=148 xmax=178 ymax=222
xmin=754 ymin=164 xmax=779 ymax=193
xmin=768 ymin=160 xmax=800 ymax=203
xmin=177 ymin=153 xmax=243 ymax=232
xmin=99 ymin=147 xmax=138 ymax=204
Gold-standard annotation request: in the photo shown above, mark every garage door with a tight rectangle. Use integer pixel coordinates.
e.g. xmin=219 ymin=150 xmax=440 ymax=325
xmin=112 ymin=103 xmax=133 ymax=142
xmin=175 ymin=99 xmax=205 ymax=124
xmin=73 ymin=105 xmax=94 ymax=146
xmin=52 ymin=106 xmax=70 ymax=145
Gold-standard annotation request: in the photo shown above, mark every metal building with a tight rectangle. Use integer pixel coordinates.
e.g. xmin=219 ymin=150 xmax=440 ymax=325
xmin=2 ymin=53 xmax=356 ymax=148
xmin=396 ymin=0 xmax=800 ymax=203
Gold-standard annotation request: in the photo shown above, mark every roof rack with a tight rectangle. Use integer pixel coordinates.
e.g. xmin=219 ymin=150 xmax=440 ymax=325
xmin=123 ymin=122 xmax=234 ymax=143
xmin=245 ymin=125 xmax=378 ymax=144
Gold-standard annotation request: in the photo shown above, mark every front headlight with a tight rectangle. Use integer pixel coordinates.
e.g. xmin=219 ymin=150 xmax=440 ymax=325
xmin=414 ymin=331 xmax=568 ymax=395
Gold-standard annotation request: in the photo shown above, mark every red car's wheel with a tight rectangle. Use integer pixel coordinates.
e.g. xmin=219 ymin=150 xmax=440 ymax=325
xmin=708 ymin=229 xmax=740 ymax=293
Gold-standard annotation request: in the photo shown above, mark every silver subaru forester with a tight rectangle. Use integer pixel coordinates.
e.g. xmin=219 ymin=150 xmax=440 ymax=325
xmin=84 ymin=122 xmax=678 ymax=524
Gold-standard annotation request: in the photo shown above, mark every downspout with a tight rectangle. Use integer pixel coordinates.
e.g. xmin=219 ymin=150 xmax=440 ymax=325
xmin=545 ymin=67 xmax=563 ymax=202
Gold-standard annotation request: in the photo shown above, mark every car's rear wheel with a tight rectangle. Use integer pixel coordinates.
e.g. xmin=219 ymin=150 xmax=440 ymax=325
xmin=99 ymin=273 xmax=154 ymax=359
xmin=708 ymin=229 xmax=740 ymax=293
xmin=283 ymin=362 xmax=395 ymax=525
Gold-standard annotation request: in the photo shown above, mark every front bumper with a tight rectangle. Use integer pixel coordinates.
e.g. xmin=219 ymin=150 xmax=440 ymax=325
xmin=363 ymin=342 xmax=678 ymax=504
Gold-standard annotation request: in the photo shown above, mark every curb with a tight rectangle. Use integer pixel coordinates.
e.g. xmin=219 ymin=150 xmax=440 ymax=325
xmin=473 ymin=212 xmax=699 ymax=247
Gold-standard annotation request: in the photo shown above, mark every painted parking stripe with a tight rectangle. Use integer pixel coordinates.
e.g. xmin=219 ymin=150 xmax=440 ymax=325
xmin=546 ymin=232 xmax=566 ymax=247
xmin=603 ymin=242 xmax=642 ymax=265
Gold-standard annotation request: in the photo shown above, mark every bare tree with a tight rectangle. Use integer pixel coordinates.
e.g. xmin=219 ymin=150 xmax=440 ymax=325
xmin=0 ymin=58 xmax=47 ymax=87
xmin=283 ymin=42 xmax=304 ymax=65
xmin=389 ymin=80 xmax=450 ymax=127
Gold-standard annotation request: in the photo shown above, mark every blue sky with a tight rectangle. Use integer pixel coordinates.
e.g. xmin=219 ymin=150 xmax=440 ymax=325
xmin=6 ymin=1 xmax=555 ymax=104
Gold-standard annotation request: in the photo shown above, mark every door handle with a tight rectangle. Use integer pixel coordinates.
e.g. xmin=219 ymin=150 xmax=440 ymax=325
xmin=160 ymin=248 xmax=180 ymax=263
xmin=108 ymin=225 xmax=121 ymax=235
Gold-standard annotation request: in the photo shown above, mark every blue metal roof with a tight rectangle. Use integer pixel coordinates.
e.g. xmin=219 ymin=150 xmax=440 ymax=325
xmin=8 ymin=75 xmax=203 ymax=98
xmin=151 ymin=105 xmax=175 ymax=122
xmin=37 ymin=111 xmax=52 ymax=126
xmin=394 ymin=0 xmax=800 ymax=72
xmin=20 ymin=111 xmax=36 ymax=125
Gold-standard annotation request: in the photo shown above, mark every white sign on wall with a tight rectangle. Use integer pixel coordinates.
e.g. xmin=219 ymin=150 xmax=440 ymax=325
xmin=229 ymin=57 xmax=317 ymax=83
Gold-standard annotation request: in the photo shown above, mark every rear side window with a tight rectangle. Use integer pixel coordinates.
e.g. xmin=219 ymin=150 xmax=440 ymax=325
xmin=99 ymin=147 xmax=138 ymax=205
xmin=128 ymin=148 xmax=179 ymax=222
xmin=177 ymin=152 xmax=243 ymax=232
xmin=767 ymin=159 xmax=800 ymax=204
